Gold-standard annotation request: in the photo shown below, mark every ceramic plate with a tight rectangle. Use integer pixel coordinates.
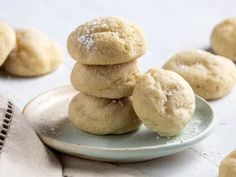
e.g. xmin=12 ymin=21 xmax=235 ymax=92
xmin=23 ymin=86 xmax=214 ymax=163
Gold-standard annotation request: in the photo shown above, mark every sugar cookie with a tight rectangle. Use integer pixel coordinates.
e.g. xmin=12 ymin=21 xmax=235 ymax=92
xmin=163 ymin=49 xmax=236 ymax=99
xmin=68 ymin=93 xmax=141 ymax=135
xmin=132 ymin=68 xmax=195 ymax=137
xmin=0 ymin=22 xmax=15 ymax=66
xmin=67 ymin=16 xmax=147 ymax=65
xmin=219 ymin=150 xmax=236 ymax=177
xmin=211 ymin=18 xmax=236 ymax=61
xmin=3 ymin=28 xmax=63 ymax=76
xmin=71 ymin=60 xmax=141 ymax=99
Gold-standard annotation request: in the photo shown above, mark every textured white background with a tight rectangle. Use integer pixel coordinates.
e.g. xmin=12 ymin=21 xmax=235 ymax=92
xmin=0 ymin=0 xmax=236 ymax=176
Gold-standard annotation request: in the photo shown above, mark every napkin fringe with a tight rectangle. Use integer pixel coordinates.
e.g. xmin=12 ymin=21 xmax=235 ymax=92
xmin=0 ymin=101 xmax=13 ymax=153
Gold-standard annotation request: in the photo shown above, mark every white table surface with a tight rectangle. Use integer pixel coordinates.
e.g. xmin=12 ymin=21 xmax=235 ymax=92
xmin=0 ymin=0 xmax=236 ymax=176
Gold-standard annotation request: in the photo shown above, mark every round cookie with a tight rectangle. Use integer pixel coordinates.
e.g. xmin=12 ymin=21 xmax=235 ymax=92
xmin=0 ymin=22 xmax=15 ymax=66
xmin=219 ymin=150 xmax=236 ymax=177
xmin=71 ymin=60 xmax=141 ymax=99
xmin=67 ymin=16 xmax=147 ymax=65
xmin=163 ymin=49 xmax=236 ymax=100
xmin=211 ymin=18 xmax=236 ymax=61
xmin=132 ymin=68 xmax=195 ymax=137
xmin=68 ymin=93 xmax=141 ymax=135
xmin=3 ymin=28 xmax=63 ymax=77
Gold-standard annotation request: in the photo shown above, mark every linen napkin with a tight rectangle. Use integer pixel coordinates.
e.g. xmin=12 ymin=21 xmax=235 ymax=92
xmin=0 ymin=93 xmax=147 ymax=177
xmin=0 ymin=93 xmax=62 ymax=177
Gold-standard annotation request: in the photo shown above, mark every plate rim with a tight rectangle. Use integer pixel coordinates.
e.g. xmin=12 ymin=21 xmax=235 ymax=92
xmin=23 ymin=85 xmax=214 ymax=152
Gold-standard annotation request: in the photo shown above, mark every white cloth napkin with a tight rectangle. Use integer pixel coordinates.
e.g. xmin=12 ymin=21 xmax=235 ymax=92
xmin=0 ymin=93 xmax=147 ymax=177
xmin=0 ymin=93 xmax=62 ymax=177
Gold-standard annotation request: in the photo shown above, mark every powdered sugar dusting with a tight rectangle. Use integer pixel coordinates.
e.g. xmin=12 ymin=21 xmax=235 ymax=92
xmin=166 ymin=118 xmax=202 ymax=143
xmin=78 ymin=34 xmax=95 ymax=50
xmin=91 ymin=17 xmax=108 ymax=28
xmin=166 ymin=90 xmax=174 ymax=97
xmin=75 ymin=17 xmax=118 ymax=52
xmin=111 ymin=99 xmax=124 ymax=106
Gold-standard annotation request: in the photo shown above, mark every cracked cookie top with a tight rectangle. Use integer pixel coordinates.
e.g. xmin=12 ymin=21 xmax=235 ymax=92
xmin=132 ymin=68 xmax=195 ymax=137
xmin=163 ymin=49 xmax=236 ymax=99
xmin=67 ymin=16 xmax=148 ymax=65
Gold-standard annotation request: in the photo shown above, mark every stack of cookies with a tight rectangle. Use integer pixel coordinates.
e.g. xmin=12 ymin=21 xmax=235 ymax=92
xmin=67 ymin=17 xmax=148 ymax=135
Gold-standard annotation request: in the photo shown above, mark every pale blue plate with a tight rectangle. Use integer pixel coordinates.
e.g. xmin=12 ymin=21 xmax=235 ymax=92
xmin=23 ymin=86 xmax=214 ymax=163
